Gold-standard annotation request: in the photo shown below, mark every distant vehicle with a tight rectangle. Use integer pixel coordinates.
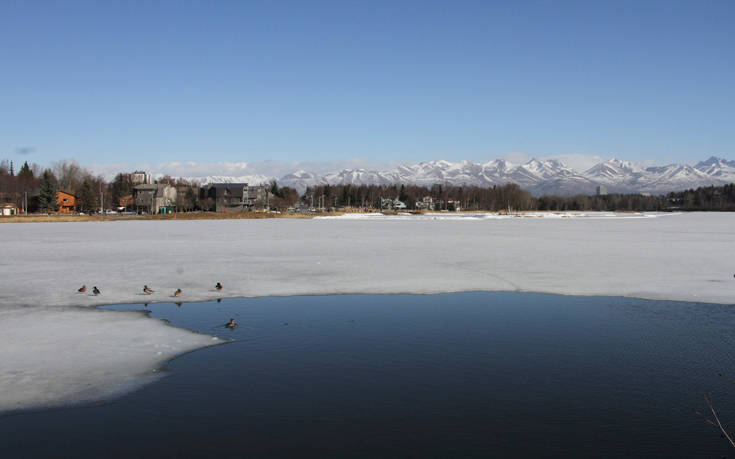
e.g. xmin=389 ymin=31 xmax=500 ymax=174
xmin=104 ymin=210 xmax=118 ymax=214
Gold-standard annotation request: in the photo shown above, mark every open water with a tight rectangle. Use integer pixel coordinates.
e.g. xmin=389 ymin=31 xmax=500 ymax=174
xmin=1 ymin=292 xmax=734 ymax=458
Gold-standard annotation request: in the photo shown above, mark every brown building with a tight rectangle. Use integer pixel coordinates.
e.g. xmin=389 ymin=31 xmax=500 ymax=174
xmin=57 ymin=191 xmax=77 ymax=213
xmin=119 ymin=194 xmax=133 ymax=210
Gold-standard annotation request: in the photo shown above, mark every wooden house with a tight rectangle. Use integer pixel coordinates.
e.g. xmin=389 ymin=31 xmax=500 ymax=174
xmin=119 ymin=194 xmax=133 ymax=211
xmin=57 ymin=191 xmax=77 ymax=213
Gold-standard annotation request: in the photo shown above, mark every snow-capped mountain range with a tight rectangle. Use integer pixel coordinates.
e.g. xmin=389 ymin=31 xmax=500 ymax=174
xmin=196 ymin=156 xmax=735 ymax=196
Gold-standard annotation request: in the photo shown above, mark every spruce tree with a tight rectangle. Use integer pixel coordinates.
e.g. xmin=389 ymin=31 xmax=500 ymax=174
xmin=185 ymin=187 xmax=198 ymax=211
xmin=77 ymin=179 xmax=95 ymax=211
xmin=39 ymin=170 xmax=59 ymax=212
xmin=18 ymin=161 xmax=33 ymax=179
xmin=399 ymin=184 xmax=408 ymax=202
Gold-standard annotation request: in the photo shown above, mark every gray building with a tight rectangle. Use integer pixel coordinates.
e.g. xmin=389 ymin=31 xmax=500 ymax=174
xmin=201 ymin=183 xmax=273 ymax=212
xmin=129 ymin=171 xmax=151 ymax=185
xmin=133 ymin=184 xmax=177 ymax=214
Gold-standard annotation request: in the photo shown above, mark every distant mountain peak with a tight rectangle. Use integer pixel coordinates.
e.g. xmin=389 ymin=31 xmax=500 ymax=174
xmin=190 ymin=156 xmax=734 ymax=196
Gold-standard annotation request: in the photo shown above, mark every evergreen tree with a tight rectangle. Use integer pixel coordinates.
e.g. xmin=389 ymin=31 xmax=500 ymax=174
xmin=399 ymin=184 xmax=408 ymax=202
xmin=107 ymin=173 xmax=133 ymax=205
xmin=270 ymin=181 xmax=280 ymax=198
xmin=38 ymin=170 xmax=59 ymax=212
xmin=77 ymin=179 xmax=95 ymax=211
xmin=18 ymin=161 xmax=33 ymax=179
xmin=185 ymin=187 xmax=198 ymax=211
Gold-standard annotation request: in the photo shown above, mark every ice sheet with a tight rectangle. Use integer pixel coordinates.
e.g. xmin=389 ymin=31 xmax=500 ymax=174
xmin=1 ymin=212 xmax=733 ymax=412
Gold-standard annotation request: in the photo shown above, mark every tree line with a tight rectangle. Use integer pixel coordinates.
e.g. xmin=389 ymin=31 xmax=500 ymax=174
xmin=303 ymin=182 xmax=735 ymax=212
xmin=302 ymin=183 xmax=535 ymax=211
xmin=2 ymin=158 xmax=734 ymax=213
xmin=0 ymin=160 xmax=113 ymax=212
xmin=536 ymin=185 xmax=735 ymax=211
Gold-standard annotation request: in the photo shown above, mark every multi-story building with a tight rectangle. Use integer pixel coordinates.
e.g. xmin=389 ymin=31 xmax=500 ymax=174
xmin=129 ymin=171 xmax=152 ymax=185
xmin=201 ymin=183 xmax=272 ymax=212
xmin=57 ymin=191 xmax=77 ymax=213
xmin=133 ymin=184 xmax=177 ymax=214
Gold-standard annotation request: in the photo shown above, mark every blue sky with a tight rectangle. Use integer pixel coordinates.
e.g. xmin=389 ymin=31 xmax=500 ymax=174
xmin=1 ymin=0 xmax=733 ymax=174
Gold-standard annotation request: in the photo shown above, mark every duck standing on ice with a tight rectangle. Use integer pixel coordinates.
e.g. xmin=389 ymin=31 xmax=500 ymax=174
xmin=173 ymin=288 xmax=182 ymax=297
xmin=215 ymin=282 xmax=223 ymax=291
xmin=92 ymin=286 xmax=101 ymax=295
xmin=77 ymin=285 xmax=87 ymax=293
xmin=143 ymin=285 xmax=154 ymax=295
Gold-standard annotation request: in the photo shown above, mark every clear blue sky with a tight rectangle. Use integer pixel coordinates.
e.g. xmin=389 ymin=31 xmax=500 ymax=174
xmin=1 ymin=0 xmax=733 ymax=170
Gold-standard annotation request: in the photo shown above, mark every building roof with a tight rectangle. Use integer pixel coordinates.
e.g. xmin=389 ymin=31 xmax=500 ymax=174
xmin=133 ymin=184 xmax=161 ymax=190
xmin=206 ymin=183 xmax=248 ymax=189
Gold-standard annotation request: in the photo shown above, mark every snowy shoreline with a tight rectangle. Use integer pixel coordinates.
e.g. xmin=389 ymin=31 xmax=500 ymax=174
xmin=1 ymin=212 xmax=733 ymax=413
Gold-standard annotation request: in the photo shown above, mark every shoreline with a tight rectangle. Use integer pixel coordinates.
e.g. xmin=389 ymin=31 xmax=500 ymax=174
xmin=0 ymin=211 xmax=333 ymax=223
xmin=0 ymin=209 xmax=686 ymax=224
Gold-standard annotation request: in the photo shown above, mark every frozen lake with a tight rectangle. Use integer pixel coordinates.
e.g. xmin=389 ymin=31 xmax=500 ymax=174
xmin=1 ymin=212 xmax=734 ymax=413
xmin=2 ymin=293 xmax=734 ymax=457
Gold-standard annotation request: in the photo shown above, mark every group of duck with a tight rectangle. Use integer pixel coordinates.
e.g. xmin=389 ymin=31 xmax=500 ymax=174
xmin=77 ymin=282 xmax=237 ymax=328
xmin=77 ymin=282 xmax=224 ymax=298
xmin=77 ymin=285 xmax=101 ymax=295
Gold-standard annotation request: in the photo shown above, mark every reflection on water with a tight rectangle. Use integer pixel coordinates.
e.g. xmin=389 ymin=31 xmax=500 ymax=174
xmin=2 ymin=292 xmax=735 ymax=458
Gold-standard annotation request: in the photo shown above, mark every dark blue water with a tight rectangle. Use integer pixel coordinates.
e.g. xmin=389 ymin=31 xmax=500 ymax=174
xmin=2 ymin=292 xmax=735 ymax=458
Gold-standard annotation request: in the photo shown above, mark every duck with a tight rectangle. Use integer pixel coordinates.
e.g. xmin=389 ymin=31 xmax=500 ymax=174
xmin=173 ymin=288 xmax=182 ymax=297
xmin=92 ymin=286 xmax=101 ymax=295
xmin=143 ymin=285 xmax=154 ymax=295
xmin=78 ymin=285 xmax=87 ymax=293
xmin=225 ymin=318 xmax=237 ymax=328
xmin=215 ymin=282 xmax=223 ymax=291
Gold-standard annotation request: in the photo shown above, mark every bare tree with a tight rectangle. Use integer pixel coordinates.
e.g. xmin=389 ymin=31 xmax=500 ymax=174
xmin=695 ymin=375 xmax=735 ymax=449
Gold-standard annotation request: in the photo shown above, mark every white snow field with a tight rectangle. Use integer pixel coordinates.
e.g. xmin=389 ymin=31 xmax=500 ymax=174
xmin=1 ymin=212 xmax=734 ymax=412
